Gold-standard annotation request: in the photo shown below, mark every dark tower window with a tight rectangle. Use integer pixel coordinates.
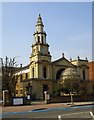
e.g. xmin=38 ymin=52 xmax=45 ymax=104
xmin=43 ymin=67 xmax=46 ymax=78
xmin=32 ymin=68 xmax=34 ymax=78
xmin=26 ymin=73 xmax=28 ymax=79
xmin=38 ymin=36 xmax=40 ymax=43
xmin=83 ymin=70 xmax=85 ymax=80
xmin=42 ymin=36 xmax=43 ymax=44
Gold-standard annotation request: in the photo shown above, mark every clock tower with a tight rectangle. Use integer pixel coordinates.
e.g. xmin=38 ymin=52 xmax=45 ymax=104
xmin=29 ymin=14 xmax=52 ymax=80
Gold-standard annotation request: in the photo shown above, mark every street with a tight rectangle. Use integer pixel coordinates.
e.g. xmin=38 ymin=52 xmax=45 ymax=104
xmin=1 ymin=104 xmax=94 ymax=120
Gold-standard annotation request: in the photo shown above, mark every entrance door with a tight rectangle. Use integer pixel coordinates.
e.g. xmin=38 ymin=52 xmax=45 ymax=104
xmin=43 ymin=85 xmax=48 ymax=99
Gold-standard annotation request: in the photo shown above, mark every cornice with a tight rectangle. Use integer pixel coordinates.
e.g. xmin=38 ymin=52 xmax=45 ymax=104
xmin=33 ymin=31 xmax=47 ymax=36
xmin=32 ymin=43 xmax=49 ymax=47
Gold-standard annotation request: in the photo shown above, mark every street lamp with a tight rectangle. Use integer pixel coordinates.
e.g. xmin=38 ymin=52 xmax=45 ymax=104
xmin=66 ymin=76 xmax=74 ymax=106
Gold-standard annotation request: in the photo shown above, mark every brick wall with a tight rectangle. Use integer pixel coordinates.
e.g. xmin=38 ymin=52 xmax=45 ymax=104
xmin=89 ymin=61 xmax=94 ymax=80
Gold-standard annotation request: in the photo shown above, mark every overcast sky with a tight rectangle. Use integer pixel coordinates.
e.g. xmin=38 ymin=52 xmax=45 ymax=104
xmin=1 ymin=2 xmax=92 ymax=66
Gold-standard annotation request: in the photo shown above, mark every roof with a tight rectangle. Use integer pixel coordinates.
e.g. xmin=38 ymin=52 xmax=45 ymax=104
xmin=16 ymin=64 xmax=30 ymax=72
xmin=53 ymin=56 xmax=68 ymax=63
xmin=52 ymin=56 xmax=75 ymax=67
xmin=71 ymin=59 xmax=88 ymax=62
xmin=62 ymin=67 xmax=80 ymax=77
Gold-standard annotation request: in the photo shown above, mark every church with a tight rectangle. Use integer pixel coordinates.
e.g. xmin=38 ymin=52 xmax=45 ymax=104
xmin=15 ymin=14 xmax=89 ymax=100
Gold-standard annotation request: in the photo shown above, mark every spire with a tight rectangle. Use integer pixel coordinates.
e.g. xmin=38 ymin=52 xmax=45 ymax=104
xmin=37 ymin=14 xmax=42 ymax=21
xmin=33 ymin=14 xmax=47 ymax=44
xmin=35 ymin=14 xmax=44 ymax=33
xmin=36 ymin=14 xmax=44 ymax=27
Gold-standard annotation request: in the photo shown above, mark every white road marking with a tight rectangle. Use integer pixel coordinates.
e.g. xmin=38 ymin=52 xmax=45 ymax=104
xmin=60 ymin=111 xmax=89 ymax=116
xmin=28 ymin=111 xmax=32 ymax=112
xmin=89 ymin=111 xmax=94 ymax=119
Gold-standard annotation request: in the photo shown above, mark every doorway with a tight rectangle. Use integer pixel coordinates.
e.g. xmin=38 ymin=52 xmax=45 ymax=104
xmin=43 ymin=85 xmax=48 ymax=99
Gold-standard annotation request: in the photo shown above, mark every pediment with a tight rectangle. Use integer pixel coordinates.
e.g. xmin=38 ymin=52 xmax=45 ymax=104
xmin=52 ymin=57 xmax=74 ymax=67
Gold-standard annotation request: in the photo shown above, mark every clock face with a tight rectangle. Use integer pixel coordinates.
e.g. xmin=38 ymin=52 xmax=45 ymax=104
xmin=42 ymin=47 xmax=46 ymax=53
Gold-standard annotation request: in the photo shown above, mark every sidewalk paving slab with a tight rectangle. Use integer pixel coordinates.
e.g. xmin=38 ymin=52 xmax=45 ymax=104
xmin=2 ymin=101 xmax=93 ymax=113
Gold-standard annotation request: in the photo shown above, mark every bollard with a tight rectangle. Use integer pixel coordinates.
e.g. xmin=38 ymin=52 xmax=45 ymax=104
xmin=44 ymin=91 xmax=47 ymax=104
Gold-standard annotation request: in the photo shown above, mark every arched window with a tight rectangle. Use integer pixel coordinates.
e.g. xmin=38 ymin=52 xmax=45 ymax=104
xmin=32 ymin=68 xmax=34 ymax=78
xmin=56 ymin=68 xmax=65 ymax=80
xmin=38 ymin=36 xmax=40 ymax=43
xmin=26 ymin=73 xmax=28 ymax=79
xmin=83 ymin=70 xmax=85 ymax=80
xmin=43 ymin=67 xmax=46 ymax=78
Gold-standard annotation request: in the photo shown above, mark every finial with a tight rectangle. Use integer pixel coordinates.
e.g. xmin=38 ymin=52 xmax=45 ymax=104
xmin=20 ymin=63 xmax=22 ymax=68
xmin=37 ymin=14 xmax=42 ymax=23
xmin=70 ymin=58 xmax=72 ymax=61
xmin=77 ymin=56 xmax=80 ymax=60
xmin=38 ymin=14 xmax=41 ymax=19
xmin=62 ymin=53 xmax=64 ymax=58
xmin=85 ymin=57 xmax=88 ymax=61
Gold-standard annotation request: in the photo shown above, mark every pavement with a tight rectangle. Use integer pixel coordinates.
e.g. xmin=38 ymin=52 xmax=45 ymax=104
xmin=2 ymin=101 xmax=93 ymax=113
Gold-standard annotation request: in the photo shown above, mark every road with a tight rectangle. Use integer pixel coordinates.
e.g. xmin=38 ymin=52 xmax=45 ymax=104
xmin=1 ymin=105 xmax=94 ymax=120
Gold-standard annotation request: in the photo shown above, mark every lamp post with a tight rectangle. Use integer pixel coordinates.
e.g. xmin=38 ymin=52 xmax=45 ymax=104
xmin=70 ymin=91 xmax=73 ymax=105
xmin=62 ymin=67 xmax=80 ymax=106
xmin=70 ymin=76 xmax=74 ymax=106
xmin=0 ymin=58 xmax=2 ymax=101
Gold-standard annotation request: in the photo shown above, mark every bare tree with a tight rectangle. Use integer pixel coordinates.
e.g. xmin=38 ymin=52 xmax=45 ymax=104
xmin=0 ymin=56 xmax=18 ymax=97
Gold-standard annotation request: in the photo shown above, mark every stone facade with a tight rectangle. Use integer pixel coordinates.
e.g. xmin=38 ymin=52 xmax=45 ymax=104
xmin=71 ymin=57 xmax=89 ymax=81
xmin=15 ymin=15 xmax=89 ymax=100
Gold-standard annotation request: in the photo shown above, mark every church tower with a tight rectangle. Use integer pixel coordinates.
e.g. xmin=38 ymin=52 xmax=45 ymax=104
xmin=29 ymin=14 xmax=52 ymax=80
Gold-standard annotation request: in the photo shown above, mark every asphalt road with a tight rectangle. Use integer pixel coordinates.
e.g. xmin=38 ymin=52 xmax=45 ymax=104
xmin=1 ymin=105 xmax=94 ymax=120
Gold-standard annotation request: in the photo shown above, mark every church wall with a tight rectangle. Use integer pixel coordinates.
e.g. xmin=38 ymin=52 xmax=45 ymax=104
xmin=15 ymin=69 xmax=30 ymax=97
xmin=29 ymin=63 xmax=37 ymax=78
xmin=86 ymin=68 xmax=89 ymax=80
xmin=15 ymin=15 xmax=90 ymax=100
xmin=52 ymin=65 xmax=58 ymax=79
xmin=31 ymin=81 xmax=41 ymax=99
xmin=52 ymin=65 xmax=68 ymax=80
xmin=48 ymin=65 xmax=52 ymax=79
xmin=35 ymin=63 xmax=38 ymax=78
xmin=31 ymin=80 xmax=52 ymax=100
xmin=72 ymin=60 xmax=89 ymax=81
xmin=79 ymin=67 xmax=89 ymax=81
xmin=38 ymin=64 xmax=43 ymax=79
